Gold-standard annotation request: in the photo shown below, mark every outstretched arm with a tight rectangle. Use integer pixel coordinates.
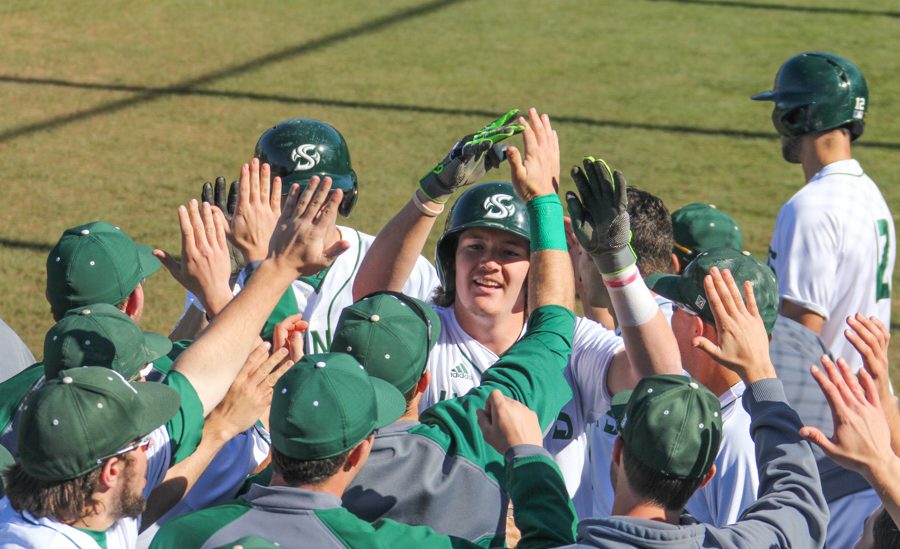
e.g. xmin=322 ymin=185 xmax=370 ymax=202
xmin=566 ymin=158 xmax=681 ymax=395
xmin=173 ymin=175 xmax=349 ymax=415
xmin=352 ymin=110 xmax=524 ymax=300
xmin=800 ymin=354 xmax=900 ymax=529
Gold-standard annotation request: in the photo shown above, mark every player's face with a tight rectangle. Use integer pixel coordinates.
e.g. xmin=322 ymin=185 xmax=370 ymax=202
xmin=453 ymin=228 xmax=529 ymax=318
xmin=671 ymin=307 xmax=700 ymax=373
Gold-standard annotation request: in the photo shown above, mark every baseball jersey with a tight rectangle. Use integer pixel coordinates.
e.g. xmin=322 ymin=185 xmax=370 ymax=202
xmin=150 ymin=446 xmax=575 ymax=549
xmin=768 ymin=159 xmax=895 ymax=370
xmin=421 ymin=305 xmax=623 ymax=518
xmin=181 ymin=226 xmax=439 ymax=353
xmin=0 ymin=319 xmax=35 ymax=384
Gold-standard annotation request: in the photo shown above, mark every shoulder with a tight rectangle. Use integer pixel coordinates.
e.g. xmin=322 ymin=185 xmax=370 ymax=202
xmin=150 ymin=501 xmax=252 ymax=549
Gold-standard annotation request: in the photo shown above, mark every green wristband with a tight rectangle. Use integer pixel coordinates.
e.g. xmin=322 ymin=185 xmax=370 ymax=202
xmin=526 ymin=194 xmax=567 ymax=252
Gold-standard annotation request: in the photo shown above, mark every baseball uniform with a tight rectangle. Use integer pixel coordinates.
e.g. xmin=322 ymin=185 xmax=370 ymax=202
xmin=420 ymin=305 xmax=623 ymax=518
xmin=0 ymin=319 xmax=35 ymax=384
xmin=768 ymin=159 xmax=895 ymax=371
xmin=181 ymin=226 xmax=439 ymax=352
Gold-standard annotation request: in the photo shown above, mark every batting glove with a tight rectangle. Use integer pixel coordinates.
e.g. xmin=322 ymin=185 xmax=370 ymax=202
xmin=200 ymin=176 xmax=244 ymax=281
xmin=419 ymin=109 xmax=525 ymax=204
xmin=565 ymin=157 xmax=637 ymax=276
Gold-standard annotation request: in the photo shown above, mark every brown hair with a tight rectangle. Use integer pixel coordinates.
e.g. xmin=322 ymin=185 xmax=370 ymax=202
xmin=271 ymin=447 xmax=350 ymax=486
xmin=4 ymin=464 xmax=102 ymax=522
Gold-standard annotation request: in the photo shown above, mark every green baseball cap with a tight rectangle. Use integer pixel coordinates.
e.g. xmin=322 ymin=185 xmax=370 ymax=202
xmin=46 ymin=221 xmax=161 ymax=317
xmin=44 ymin=304 xmax=172 ymax=380
xmin=270 ymin=353 xmax=406 ymax=460
xmin=332 ymin=292 xmax=441 ymax=393
xmin=613 ymin=375 xmax=722 ymax=480
xmin=17 ymin=366 xmax=180 ymax=481
xmin=646 ymin=247 xmax=779 ymax=334
xmin=671 ymin=204 xmax=743 ymax=264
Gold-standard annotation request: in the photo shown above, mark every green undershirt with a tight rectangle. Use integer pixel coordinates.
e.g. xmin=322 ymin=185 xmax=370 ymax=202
xmin=74 ymin=527 xmax=107 ymax=549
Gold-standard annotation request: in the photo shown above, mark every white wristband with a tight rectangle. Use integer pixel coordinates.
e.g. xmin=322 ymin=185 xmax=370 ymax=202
xmin=602 ymin=265 xmax=659 ymax=327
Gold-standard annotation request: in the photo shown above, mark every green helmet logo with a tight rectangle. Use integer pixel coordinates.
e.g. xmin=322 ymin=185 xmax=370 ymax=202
xmin=752 ymin=52 xmax=868 ymax=140
xmin=435 ymin=182 xmax=530 ymax=296
xmin=255 ymin=118 xmax=359 ymax=216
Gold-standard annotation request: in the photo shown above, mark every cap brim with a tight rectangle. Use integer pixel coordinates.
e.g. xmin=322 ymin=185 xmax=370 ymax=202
xmin=369 ymin=377 xmax=406 ymax=430
xmin=133 ymin=381 xmax=181 ymax=439
xmin=751 ymin=90 xmax=775 ymax=101
xmin=281 ymin=173 xmax=356 ymax=194
xmin=136 ymin=243 xmax=162 ymax=279
xmin=645 ymin=273 xmax=686 ymax=306
xmin=141 ymin=331 xmax=173 ymax=365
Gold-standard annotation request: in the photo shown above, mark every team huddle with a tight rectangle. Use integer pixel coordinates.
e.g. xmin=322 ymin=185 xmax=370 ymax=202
xmin=0 ymin=51 xmax=897 ymax=549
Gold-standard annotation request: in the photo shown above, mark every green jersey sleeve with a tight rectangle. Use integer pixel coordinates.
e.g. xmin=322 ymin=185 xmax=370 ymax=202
xmin=162 ymin=370 xmax=205 ymax=465
xmin=416 ymin=305 xmax=575 ymax=480
xmin=0 ymin=362 xmax=44 ymax=435
xmin=148 ymin=340 xmax=191 ymax=379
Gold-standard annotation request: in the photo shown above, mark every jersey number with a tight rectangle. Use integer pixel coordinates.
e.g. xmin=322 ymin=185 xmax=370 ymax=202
xmin=876 ymin=219 xmax=891 ymax=301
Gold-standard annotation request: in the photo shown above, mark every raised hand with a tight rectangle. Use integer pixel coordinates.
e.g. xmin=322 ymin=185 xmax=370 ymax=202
xmin=201 ymin=175 xmax=245 ymax=279
xmin=206 ymin=341 xmax=293 ymax=438
xmin=419 ymin=109 xmax=524 ymax=204
xmin=692 ymin=267 xmax=776 ymax=383
xmin=231 ymin=158 xmax=283 ymax=263
xmin=506 ymin=108 xmax=559 ymax=202
xmin=154 ymin=200 xmax=233 ymax=315
xmin=477 ymin=390 xmax=544 ymax=455
xmin=273 ymin=313 xmax=308 ymax=362
xmin=269 ymin=176 xmax=350 ymax=276
xmin=800 ymin=354 xmax=896 ymax=479
xmin=565 ymin=157 xmax=635 ymax=275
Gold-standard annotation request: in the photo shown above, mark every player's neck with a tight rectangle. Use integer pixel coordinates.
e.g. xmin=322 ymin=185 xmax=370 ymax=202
xmin=453 ymin=303 xmax=524 ymax=355
xmin=611 ymin=487 xmax=681 ymax=524
xmin=801 ymin=130 xmax=853 ymax=182
xmin=64 ymin=494 xmax=118 ymax=532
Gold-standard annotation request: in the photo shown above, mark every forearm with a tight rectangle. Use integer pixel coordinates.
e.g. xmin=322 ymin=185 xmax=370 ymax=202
xmin=504 ymin=445 xmax=577 ymax=549
xmin=352 ymin=196 xmax=440 ymax=301
xmin=527 ymin=195 xmax=574 ymax=312
xmin=173 ymin=260 xmax=296 ymax=415
xmin=141 ymin=422 xmax=233 ymax=528
xmin=867 ymin=456 xmax=900 ymax=529
xmin=880 ymin=394 xmax=900 ymax=456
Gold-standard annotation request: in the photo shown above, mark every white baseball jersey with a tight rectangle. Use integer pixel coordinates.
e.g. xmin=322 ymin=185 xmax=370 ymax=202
xmin=768 ymin=159 xmax=895 ymax=371
xmin=181 ymin=226 xmax=440 ymax=353
xmin=589 ymin=382 xmax=758 ymax=525
xmin=422 ymin=305 xmax=624 ymax=518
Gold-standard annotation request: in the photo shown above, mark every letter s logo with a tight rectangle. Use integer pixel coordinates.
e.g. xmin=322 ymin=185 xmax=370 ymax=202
xmin=291 ymin=144 xmax=321 ymax=171
xmin=482 ymin=194 xmax=515 ymax=219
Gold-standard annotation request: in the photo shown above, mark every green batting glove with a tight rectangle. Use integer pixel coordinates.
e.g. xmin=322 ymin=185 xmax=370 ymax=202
xmin=565 ymin=157 xmax=637 ymax=276
xmin=419 ymin=109 xmax=525 ymax=204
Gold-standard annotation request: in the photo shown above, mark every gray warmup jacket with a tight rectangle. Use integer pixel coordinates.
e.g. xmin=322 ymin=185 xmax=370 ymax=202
xmin=562 ymin=378 xmax=829 ymax=549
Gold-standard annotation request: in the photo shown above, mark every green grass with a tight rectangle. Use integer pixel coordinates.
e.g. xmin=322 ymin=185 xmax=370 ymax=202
xmin=2 ymin=0 xmax=899 ymax=388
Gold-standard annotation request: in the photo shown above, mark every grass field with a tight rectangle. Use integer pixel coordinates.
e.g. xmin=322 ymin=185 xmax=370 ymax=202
xmin=2 ymin=0 xmax=899 ymax=387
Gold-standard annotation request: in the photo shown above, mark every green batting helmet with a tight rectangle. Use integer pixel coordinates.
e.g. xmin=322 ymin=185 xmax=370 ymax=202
xmin=752 ymin=52 xmax=868 ymax=140
xmin=255 ymin=118 xmax=359 ymax=216
xmin=435 ymin=182 xmax=530 ymax=293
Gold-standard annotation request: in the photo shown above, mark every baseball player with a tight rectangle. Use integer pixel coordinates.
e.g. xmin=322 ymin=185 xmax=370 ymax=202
xmin=149 ymin=355 xmax=576 ymax=549
xmin=560 ymin=267 xmax=829 ymax=549
xmin=177 ymin=118 xmax=439 ymax=352
xmin=752 ymin=52 xmax=895 ymax=373
xmin=352 ymin=108 xmax=683 ymax=518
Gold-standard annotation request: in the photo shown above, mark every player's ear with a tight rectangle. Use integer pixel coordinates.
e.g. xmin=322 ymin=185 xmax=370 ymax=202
xmin=698 ymin=464 xmax=717 ymax=489
xmin=670 ymin=253 xmax=681 ymax=274
xmin=416 ymin=371 xmax=431 ymax=394
xmin=612 ymin=436 xmax=624 ymax=466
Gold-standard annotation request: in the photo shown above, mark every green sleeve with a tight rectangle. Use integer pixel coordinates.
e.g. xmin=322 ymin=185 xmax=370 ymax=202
xmin=0 ymin=362 xmax=44 ymax=433
xmin=162 ymin=371 xmax=205 ymax=465
xmin=149 ymin=340 xmax=191 ymax=378
xmin=416 ymin=305 xmax=575 ymax=478
xmin=505 ymin=448 xmax=577 ymax=549
xmin=149 ymin=501 xmax=251 ymax=549
xmin=317 ymin=508 xmax=484 ymax=548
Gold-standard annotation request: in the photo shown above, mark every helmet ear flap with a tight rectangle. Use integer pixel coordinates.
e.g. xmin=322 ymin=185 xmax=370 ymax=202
xmin=774 ymin=104 xmax=810 ymax=137
xmin=339 ymin=180 xmax=358 ymax=217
